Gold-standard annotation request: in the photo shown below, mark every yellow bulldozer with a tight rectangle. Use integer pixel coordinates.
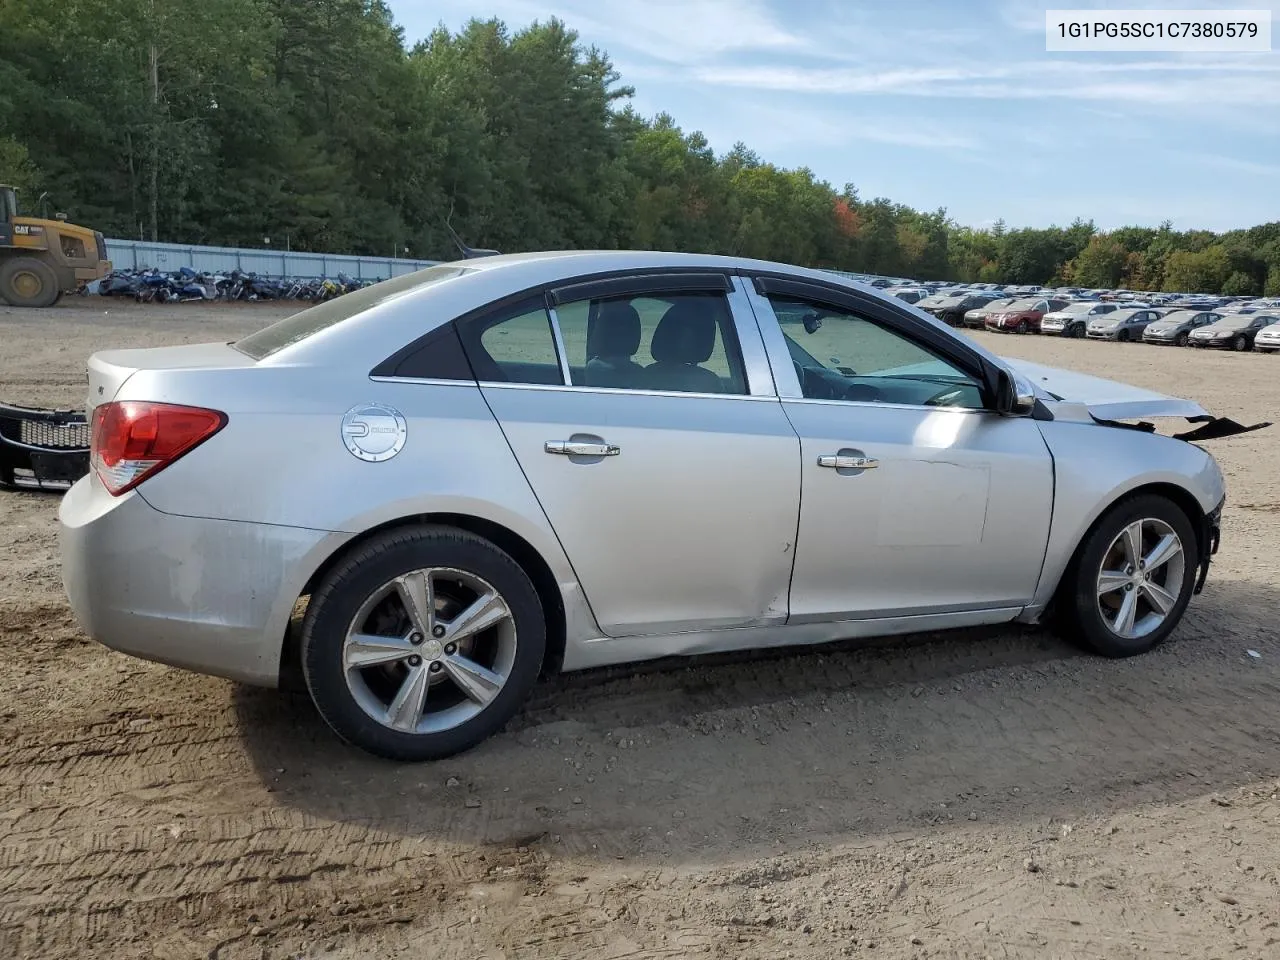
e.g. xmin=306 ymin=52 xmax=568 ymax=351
xmin=0 ymin=184 xmax=111 ymax=307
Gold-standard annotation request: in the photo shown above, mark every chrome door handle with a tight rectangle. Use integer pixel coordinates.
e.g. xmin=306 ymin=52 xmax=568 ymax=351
xmin=818 ymin=454 xmax=878 ymax=470
xmin=545 ymin=440 xmax=620 ymax=457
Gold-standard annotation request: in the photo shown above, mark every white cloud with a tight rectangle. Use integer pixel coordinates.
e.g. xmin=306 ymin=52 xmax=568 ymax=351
xmin=392 ymin=0 xmax=806 ymax=62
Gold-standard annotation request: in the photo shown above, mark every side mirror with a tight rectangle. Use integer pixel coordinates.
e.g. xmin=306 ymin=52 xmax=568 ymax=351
xmin=994 ymin=367 xmax=1037 ymax=417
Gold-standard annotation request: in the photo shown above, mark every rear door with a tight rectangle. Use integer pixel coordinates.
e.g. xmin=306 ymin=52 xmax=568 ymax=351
xmin=457 ymin=271 xmax=801 ymax=638
xmin=743 ymin=275 xmax=1054 ymax=622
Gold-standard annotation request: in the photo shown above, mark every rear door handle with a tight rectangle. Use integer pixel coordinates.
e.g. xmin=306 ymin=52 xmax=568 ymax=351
xmin=818 ymin=454 xmax=878 ymax=470
xmin=545 ymin=440 xmax=620 ymax=457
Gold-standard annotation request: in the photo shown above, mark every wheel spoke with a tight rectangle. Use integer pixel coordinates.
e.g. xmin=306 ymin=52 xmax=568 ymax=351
xmin=441 ymin=591 xmax=509 ymax=644
xmin=442 ymin=655 xmax=505 ymax=706
xmin=1113 ymin=587 xmax=1139 ymax=637
xmin=1097 ymin=570 xmax=1130 ymax=597
xmin=385 ymin=664 xmax=430 ymax=732
xmin=1120 ymin=521 xmax=1144 ymax=567
xmin=394 ymin=570 xmax=435 ymax=635
xmin=1141 ymin=580 xmax=1177 ymax=616
xmin=1143 ymin=533 xmax=1182 ymax=572
xmin=345 ymin=633 xmax=416 ymax=669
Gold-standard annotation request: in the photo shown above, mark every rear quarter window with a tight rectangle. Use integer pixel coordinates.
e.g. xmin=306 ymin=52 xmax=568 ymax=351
xmin=232 ymin=264 xmax=474 ymax=360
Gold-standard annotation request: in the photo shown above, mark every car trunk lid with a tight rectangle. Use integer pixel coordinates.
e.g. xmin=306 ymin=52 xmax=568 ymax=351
xmin=86 ymin=342 xmax=255 ymax=414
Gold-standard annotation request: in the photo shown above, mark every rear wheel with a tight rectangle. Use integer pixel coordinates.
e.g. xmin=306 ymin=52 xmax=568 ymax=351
xmin=301 ymin=525 xmax=546 ymax=761
xmin=1059 ymin=494 xmax=1197 ymax=658
xmin=0 ymin=256 xmax=60 ymax=307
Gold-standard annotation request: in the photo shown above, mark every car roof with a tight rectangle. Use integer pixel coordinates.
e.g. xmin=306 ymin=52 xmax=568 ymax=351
xmin=237 ymin=250 xmax=1012 ymax=372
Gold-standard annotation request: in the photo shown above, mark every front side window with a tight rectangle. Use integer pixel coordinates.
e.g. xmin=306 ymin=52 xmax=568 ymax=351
xmin=555 ymin=291 xmax=748 ymax=395
xmin=768 ymin=296 xmax=985 ymax=409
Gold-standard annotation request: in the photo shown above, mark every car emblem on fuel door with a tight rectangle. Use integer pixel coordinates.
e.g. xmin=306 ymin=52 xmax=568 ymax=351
xmin=341 ymin=403 xmax=407 ymax=462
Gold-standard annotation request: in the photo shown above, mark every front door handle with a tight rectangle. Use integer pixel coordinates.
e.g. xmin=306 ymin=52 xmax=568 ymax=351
xmin=545 ymin=440 xmax=620 ymax=457
xmin=818 ymin=453 xmax=878 ymax=470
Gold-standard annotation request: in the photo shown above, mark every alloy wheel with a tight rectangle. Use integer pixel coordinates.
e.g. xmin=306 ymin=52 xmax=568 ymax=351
xmin=342 ymin=567 xmax=517 ymax=734
xmin=1095 ymin=518 xmax=1186 ymax=640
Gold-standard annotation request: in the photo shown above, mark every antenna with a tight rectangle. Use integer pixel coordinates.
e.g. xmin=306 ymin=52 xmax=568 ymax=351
xmin=443 ymin=202 xmax=500 ymax=259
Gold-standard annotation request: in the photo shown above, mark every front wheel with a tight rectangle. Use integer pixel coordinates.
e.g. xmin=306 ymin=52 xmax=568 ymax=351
xmin=1059 ymin=494 xmax=1197 ymax=658
xmin=1234 ymin=335 xmax=1248 ymax=351
xmin=1017 ymin=320 xmax=1029 ymax=334
xmin=300 ymin=525 xmax=546 ymax=761
xmin=1175 ymin=331 xmax=1189 ymax=346
xmin=0 ymin=256 xmax=60 ymax=307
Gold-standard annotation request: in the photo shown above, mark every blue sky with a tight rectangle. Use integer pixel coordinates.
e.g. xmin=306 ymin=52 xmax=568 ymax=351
xmin=386 ymin=0 xmax=1280 ymax=232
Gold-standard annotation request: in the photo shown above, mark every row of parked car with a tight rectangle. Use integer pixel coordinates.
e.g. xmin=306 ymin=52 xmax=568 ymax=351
xmin=904 ymin=289 xmax=1280 ymax=352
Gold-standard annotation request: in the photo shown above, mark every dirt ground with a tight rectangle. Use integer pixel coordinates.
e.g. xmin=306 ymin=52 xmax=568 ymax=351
xmin=1 ymin=297 xmax=1278 ymax=960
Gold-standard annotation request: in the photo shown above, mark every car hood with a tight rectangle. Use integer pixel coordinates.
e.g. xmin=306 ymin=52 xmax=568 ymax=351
xmin=1002 ymin=358 xmax=1210 ymax=421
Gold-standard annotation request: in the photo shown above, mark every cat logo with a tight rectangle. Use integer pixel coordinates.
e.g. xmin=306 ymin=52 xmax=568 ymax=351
xmin=13 ymin=224 xmax=42 ymax=236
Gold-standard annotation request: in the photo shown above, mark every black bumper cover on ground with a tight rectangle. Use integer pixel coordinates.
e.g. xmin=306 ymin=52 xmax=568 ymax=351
xmin=0 ymin=402 xmax=91 ymax=490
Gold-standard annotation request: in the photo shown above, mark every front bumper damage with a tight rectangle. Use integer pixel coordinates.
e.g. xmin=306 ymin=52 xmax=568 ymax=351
xmin=0 ymin=402 xmax=91 ymax=491
xmin=1194 ymin=496 xmax=1224 ymax=595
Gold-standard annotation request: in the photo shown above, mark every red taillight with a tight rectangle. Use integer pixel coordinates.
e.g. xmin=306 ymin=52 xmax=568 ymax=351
xmin=90 ymin=401 xmax=227 ymax=495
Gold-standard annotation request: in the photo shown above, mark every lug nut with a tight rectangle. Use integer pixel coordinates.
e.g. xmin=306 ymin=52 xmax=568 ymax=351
xmin=1125 ymin=584 xmax=1134 ymax=592
xmin=444 ymin=643 xmax=457 ymax=656
xmin=429 ymin=662 xmax=443 ymax=673
xmin=432 ymin=625 xmax=446 ymax=639
xmin=409 ymin=632 xmax=423 ymax=645
xmin=408 ymin=655 xmax=422 ymax=666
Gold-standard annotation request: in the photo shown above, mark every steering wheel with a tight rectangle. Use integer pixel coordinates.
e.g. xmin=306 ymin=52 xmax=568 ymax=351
xmin=924 ymin=386 xmax=967 ymax=407
xmin=842 ymin=382 xmax=881 ymax=402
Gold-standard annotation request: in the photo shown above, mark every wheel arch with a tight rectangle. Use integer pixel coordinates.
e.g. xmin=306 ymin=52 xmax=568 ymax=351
xmin=1047 ymin=480 xmax=1209 ymax=612
xmin=281 ymin=512 xmax=568 ymax=687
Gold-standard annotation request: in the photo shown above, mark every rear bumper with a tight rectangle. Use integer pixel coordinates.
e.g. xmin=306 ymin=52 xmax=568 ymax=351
xmin=58 ymin=477 xmax=347 ymax=686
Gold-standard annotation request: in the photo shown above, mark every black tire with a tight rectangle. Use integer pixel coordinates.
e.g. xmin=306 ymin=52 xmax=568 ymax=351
xmin=1117 ymin=329 xmax=1129 ymax=343
xmin=0 ymin=256 xmax=60 ymax=307
xmin=1017 ymin=320 xmax=1029 ymax=334
xmin=300 ymin=524 xmax=546 ymax=761
xmin=1233 ymin=335 xmax=1248 ymax=352
xmin=1069 ymin=323 xmax=1084 ymax=339
xmin=1058 ymin=494 xmax=1198 ymax=658
xmin=1175 ymin=331 xmax=1188 ymax=347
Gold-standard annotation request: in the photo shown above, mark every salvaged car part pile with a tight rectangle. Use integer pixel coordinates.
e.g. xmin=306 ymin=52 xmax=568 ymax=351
xmin=92 ymin=266 xmax=377 ymax=303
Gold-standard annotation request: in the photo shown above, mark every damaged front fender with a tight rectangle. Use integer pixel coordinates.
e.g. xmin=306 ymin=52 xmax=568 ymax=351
xmin=1002 ymin=358 xmax=1272 ymax=441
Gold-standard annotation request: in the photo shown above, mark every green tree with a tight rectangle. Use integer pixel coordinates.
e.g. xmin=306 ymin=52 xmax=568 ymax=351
xmin=1163 ymin=247 xmax=1231 ymax=294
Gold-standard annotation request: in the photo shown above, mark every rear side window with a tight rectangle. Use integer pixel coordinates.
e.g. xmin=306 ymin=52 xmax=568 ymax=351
xmin=457 ymin=295 xmax=564 ymax=385
xmin=232 ymin=264 xmax=474 ymax=360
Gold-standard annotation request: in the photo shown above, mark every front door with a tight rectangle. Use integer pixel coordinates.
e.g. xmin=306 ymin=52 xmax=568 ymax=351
xmin=745 ymin=278 xmax=1054 ymax=622
xmin=456 ymin=272 xmax=801 ymax=638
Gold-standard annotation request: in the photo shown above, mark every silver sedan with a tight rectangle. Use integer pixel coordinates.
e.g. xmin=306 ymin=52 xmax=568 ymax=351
xmin=59 ymin=252 xmax=1252 ymax=760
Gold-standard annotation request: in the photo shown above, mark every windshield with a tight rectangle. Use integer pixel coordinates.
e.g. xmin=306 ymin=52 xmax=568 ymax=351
xmin=232 ymin=264 xmax=474 ymax=359
xmin=1213 ymin=315 xmax=1254 ymax=330
xmin=1059 ymin=303 xmax=1096 ymax=315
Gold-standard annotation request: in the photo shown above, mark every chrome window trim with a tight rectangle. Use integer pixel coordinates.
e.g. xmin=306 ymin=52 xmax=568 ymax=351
xmin=725 ymin=277 xmax=778 ymax=398
xmin=474 ymin=381 xmax=779 ymax=402
xmin=546 ymin=304 xmax=574 ymax=387
xmin=369 ymin=376 xmax=479 ymax=388
xmin=781 ymin=396 xmax=993 ymax=415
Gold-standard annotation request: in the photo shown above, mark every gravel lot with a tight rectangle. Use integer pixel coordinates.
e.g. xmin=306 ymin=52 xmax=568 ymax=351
xmin=2 ymin=298 xmax=1278 ymax=960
